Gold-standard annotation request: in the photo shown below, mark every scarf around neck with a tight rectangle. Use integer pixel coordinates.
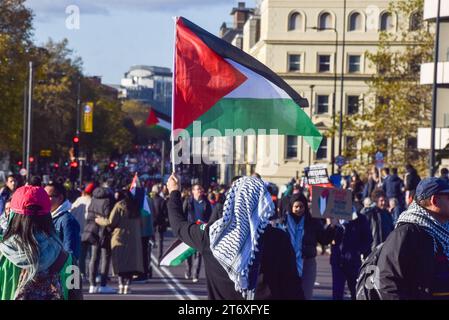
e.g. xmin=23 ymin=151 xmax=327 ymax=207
xmin=208 ymin=176 xmax=274 ymax=299
xmin=396 ymin=201 xmax=449 ymax=258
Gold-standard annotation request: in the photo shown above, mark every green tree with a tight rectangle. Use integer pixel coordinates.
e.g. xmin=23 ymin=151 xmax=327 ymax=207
xmin=342 ymin=0 xmax=433 ymax=176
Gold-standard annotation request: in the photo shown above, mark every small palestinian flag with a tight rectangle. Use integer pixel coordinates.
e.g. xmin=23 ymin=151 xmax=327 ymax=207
xmin=129 ymin=173 xmax=140 ymax=196
xmin=319 ymin=189 xmax=330 ymax=216
xmin=173 ymin=17 xmax=322 ymax=151
xmin=159 ymin=238 xmax=196 ymax=267
xmin=146 ymin=108 xmax=171 ymax=131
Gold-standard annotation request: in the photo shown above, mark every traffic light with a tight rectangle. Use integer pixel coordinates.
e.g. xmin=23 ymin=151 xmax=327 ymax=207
xmin=70 ymin=161 xmax=79 ymax=168
xmin=17 ymin=161 xmax=22 ymax=166
xmin=72 ymin=136 xmax=79 ymax=158
xmin=109 ymin=162 xmax=116 ymax=170
xmin=69 ymin=160 xmax=79 ymax=182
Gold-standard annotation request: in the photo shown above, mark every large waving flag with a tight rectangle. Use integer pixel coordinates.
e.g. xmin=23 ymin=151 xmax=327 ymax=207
xmin=173 ymin=17 xmax=322 ymax=151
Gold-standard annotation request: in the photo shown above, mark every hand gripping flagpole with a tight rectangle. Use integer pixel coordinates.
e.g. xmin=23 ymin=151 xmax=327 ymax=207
xmin=171 ymin=17 xmax=178 ymax=174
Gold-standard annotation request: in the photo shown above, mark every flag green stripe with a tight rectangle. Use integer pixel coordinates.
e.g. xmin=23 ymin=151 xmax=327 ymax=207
xmin=185 ymin=98 xmax=322 ymax=152
xmin=169 ymin=247 xmax=197 ymax=266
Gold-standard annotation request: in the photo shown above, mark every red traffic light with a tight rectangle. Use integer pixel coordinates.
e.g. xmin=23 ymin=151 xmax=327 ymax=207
xmin=29 ymin=157 xmax=35 ymax=163
xmin=73 ymin=136 xmax=79 ymax=143
xmin=54 ymin=163 xmax=59 ymax=168
xmin=109 ymin=162 xmax=116 ymax=169
xmin=70 ymin=161 xmax=79 ymax=168
xmin=17 ymin=161 xmax=23 ymax=166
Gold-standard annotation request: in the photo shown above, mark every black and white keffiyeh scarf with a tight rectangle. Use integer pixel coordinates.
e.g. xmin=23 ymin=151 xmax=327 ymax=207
xmin=208 ymin=176 xmax=275 ymax=299
xmin=396 ymin=201 xmax=449 ymax=258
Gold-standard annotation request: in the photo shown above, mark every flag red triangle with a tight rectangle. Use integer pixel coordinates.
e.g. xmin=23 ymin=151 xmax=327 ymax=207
xmin=146 ymin=108 xmax=159 ymax=126
xmin=174 ymin=18 xmax=247 ymax=131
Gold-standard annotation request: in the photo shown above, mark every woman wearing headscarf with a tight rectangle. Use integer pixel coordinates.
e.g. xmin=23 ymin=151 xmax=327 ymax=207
xmin=0 ymin=186 xmax=81 ymax=300
xmin=167 ymin=174 xmax=304 ymax=300
xmin=283 ymin=193 xmax=334 ymax=300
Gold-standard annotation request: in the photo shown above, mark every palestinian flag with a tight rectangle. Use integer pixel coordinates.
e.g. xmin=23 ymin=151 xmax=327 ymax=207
xmin=173 ymin=17 xmax=322 ymax=151
xmin=146 ymin=108 xmax=171 ymax=131
xmin=159 ymin=238 xmax=196 ymax=267
xmin=129 ymin=173 xmax=140 ymax=196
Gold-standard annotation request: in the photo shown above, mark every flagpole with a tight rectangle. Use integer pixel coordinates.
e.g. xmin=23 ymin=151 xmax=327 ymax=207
xmin=171 ymin=16 xmax=178 ymax=174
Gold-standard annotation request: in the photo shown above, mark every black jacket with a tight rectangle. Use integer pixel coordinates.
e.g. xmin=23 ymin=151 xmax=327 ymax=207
xmin=150 ymin=194 xmax=168 ymax=232
xmin=283 ymin=213 xmax=333 ymax=259
xmin=364 ymin=206 xmax=394 ymax=251
xmin=82 ymin=187 xmax=114 ymax=246
xmin=329 ymin=213 xmax=372 ymax=267
xmin=183 ymin=196 xmax=212 ymax=224
xmin=377 ymin=223 xmax=449 ymax=300
xmin=168 ymin=191 xmax=304 ymax=300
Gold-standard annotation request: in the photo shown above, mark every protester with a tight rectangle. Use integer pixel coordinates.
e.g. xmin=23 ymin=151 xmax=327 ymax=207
xmin=440 ymin=168 xmax=449 ymax=183
xmin=45 ymin=182 xmax=81 ymax=262
xmin=95 ymin=189 xmax=144 ymax=295
xmin=0 ymin=175 xmax=16 ymax=216
xmin=328 ymin=207 xmax=372 ymax=300
xmin=167 ymin=174 xmax=304 ymax=300
xmin=71 ymin=182 xmax=95 ymax=278
xmin=0 ymin=186 xmax=82 ymax=300
xmin=364 ymin=189 xmax=394 ymax=251
xmin=389 ymin=197 xmax=405 ymax=224
xmin=349 ymin=171 xmax=364 ymax=200
xmin=183 ymin=183 xmax=212 ymax=282
xmin=135 ymin=187 xmax=154 ymax=282
xmin=0 ymin=196 xmax=12 ymax=235
xmin=382 ymin=168 xmax=405 ymax=206
xmin=362 ymin=167 xmax=380 ymax=199
xmin=283 ymin=193 xmax=333 ymax=300
xmin=150 ymin=184 xmax=168 ymax=263
xmin=278 ymin=183 xmax=302 ymax=223
xmin=375 ymin=177 xmax=449 ymax=299
xmin=404 ymin=164 xmax=421 ymax=205
xmin=83 ymin=184 xmax=116 ymax=294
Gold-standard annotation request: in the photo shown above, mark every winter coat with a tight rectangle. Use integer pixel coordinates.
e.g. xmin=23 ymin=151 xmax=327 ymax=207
xmin=168 ymin=191 xmax=304 ymax=300
xmin=183 ymin=196 xmax=212 ymax=223
xmin=364 ymin=206 xmax=394 ymax=251
xmin=382 ymin=174 xmax=404 ymax=201
xmin=329 ymin=213 xmax=372 ymax=267
xmin=150 ymin=193 xmax=168 ymax=233
xmin=282 ymin=213 xmax=333 ymax=259
xmin=82 ymin=187 xmax=113 ymax=246
xmin=70 ymin=195 xmax=91 ymax=237
xmin=96 ymin=200 xmax=144 ymax=275
xmin=377 ymin=223 xmax=449 ymax=299
xmin=404 ymin=170 xmax=421 ymax=192
xmin=52 ymin=200 xmax=81 ymax=261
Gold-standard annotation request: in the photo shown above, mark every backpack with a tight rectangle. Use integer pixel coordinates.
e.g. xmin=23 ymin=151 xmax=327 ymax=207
xmin=355 ymin=242 xmax=384 ymax=300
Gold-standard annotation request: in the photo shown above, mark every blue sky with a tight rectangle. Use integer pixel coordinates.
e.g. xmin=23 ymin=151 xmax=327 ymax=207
xmin=26 ymin=0 xmax=257 ymax=84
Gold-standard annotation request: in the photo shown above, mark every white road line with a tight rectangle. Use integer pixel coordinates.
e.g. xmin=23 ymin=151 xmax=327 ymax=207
xmin=151 ymin=254 xmax=199 ymax=300
xmin=151 ymin=264 xmax=185 ymax=300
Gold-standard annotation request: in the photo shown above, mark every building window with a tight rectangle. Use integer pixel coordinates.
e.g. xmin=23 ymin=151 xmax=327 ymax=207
xmin=347 ymin=96 xmax=360 ymax=115
xmin=348 ymin=55 xmax=361 ymax=73
xmin=349 ymin=12 xmax=362 ymax=31
xmin=319 ymin=12 xmax=332 ymax=30
xmin=288 ymin=12 xmax=303 ymax=31
xmin=316 ymin=95 xmax=329 ymax=114
xmin=288 ymin=54 xmax=301 ymax=72
xmin=318 ymin=55 xmax=331 ymax=72
xmin=345 ymin=136 xmax=357 ymax=156
xmin=316 ymin=138 xmax=328 ymax=160
xmin=286 ymin=136 xmax=298 ymax=159
xmin=380 ymin=12 xmax=394 ymax=31
xmin=410 ymin=11 xmax=422 ymax=31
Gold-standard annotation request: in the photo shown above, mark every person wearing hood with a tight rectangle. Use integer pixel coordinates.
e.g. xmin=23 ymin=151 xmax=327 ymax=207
xmin=375 ymin=177 xmax=449 ymax=299
xmin=0 ymin=186 xmax=82 ymax=300
xmin=167 ymin=174 xmax=304 ymax=300
xmin=282 ymin=193 xmax=334 ymax=300
xmin=83 ymin=184 xmax=116 ymax=294
xmin=45 ymin=182 xmax=81 ymax=262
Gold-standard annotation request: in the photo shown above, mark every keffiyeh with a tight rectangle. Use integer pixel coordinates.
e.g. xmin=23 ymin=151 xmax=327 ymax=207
xmin=209 ymin=177 xmax=275 ymax=299
xmin=396 ymin=201 xmax=449 ymax=258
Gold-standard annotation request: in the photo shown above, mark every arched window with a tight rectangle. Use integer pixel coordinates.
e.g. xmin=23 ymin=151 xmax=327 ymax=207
xmin=349 ymin=12 xmax=362 ymax=31
xmin=319 ymin=12 xmax=332 ymax=30
xmin=288 ymin=12 xmax=302 ymax=31
xmin=380 ymin=12 xmax=394 ymax=31
xmin=410 ymin=11 xmax=422 ymax=31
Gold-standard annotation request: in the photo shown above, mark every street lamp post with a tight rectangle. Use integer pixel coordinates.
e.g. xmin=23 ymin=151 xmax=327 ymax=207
xmin=308 ymin=85 xmax=315 ymax=167
xmin=25 ymin=61 xmax=33 ymax=183
xmin=339 ymin=0 xmax=347 ymax=157
xmin=308 ymin=26 xmax=338 ymax=174
xmin=430 ymin=0 xmax=441 ymax=177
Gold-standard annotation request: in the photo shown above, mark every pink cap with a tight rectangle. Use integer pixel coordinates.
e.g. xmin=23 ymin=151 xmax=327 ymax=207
xmin=10 ymin=185 xmax=51 ymax=216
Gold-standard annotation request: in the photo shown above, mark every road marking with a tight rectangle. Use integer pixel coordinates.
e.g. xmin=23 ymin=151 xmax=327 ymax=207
xmin=151 ymin=263 xmax=185 ymax=300
xmin=151 ymin=254 xmax=199 ymax=300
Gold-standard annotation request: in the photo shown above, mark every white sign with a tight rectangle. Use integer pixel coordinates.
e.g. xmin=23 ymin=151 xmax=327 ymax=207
xmin=19 ymin=168 xmax=27 ymax=176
